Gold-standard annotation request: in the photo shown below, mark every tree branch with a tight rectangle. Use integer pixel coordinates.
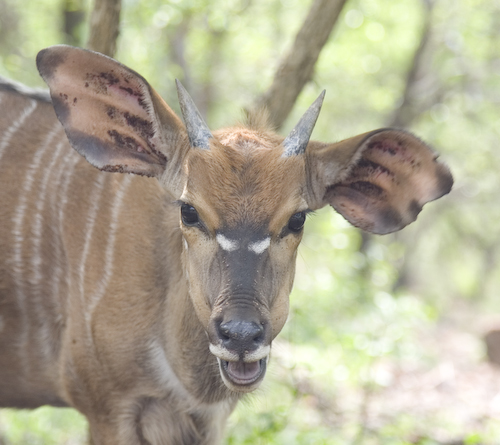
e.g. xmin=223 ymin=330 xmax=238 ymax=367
xmin=87 ymin=0 xmax=121 ymax=58
xmin=62 ymin=0 xmax=86 ymax=47
xmin=387 ymin=0 xmax=436 ymax=128
xmin=251 ymin=0 xmax=348 ymax=130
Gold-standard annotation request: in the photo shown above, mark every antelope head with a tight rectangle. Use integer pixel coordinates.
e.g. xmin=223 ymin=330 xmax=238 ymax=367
xmin=37 ymin=45 xmax=453 ymax=393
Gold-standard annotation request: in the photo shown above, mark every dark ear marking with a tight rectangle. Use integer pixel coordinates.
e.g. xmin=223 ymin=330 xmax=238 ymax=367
xmin=408 ymin=200 xmax=423 ymax=220
xmin=313 ymin=129 xmax=453 ymax=234
xmin=37 ymin=45 xmax=186 ymax=180
xmin=36 ymin=48 xmax=67 ymax=81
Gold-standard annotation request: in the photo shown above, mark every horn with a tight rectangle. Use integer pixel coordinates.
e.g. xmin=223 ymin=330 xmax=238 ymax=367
xmin=175 ymin=79 xmax=213 ymax=150
xmin=282 ymin=90 xmax=326 ymax=157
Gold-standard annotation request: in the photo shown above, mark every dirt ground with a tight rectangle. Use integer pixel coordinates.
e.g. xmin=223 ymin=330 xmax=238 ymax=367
xmin=272 ymin=307 xmax=500 ymax=444
xmin=346 ymin=313 xmax=500 ymax=444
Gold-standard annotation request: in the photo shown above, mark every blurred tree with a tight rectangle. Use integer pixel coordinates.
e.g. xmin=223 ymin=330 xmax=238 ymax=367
xmin=62 ymin=0 xmax=86 ymax=47
xmin=387 ymin=0 xmax=437 ymax=129
xmin=169 ymin=15 xmax=229 ymax=120
xmin=251 ymin=0 xmax=348 ymax=129
xmin=0 ymin=0 xmax=20 ymax=57
xmin=87 ymin=0 xmax=121 ymax=57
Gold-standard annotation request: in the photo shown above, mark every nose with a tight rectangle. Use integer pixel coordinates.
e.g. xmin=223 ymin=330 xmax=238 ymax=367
xmin=217 ymin=320 xmax=264 ymax=353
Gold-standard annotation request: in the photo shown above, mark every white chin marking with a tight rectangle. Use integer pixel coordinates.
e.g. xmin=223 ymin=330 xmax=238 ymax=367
xmin=216 ymin=233 xmax=239 ymax=252
xmin=248 ymin=237 xmax=270 ymax=254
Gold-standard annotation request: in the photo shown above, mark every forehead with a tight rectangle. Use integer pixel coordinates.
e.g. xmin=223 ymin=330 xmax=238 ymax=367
xmin=183 ymin=127 xmax=306 ymax=230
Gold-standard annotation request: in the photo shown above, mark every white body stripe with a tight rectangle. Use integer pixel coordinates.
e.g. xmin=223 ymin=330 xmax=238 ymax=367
xmin=31 ymin=139 xmax=65 ymax=287
xmin=248 ymin=237 xmax=271 ymax=254
xmin=79 ymin=174 xmax=107 ymax=303
xmin=87 ymin=175 xmax=133 ymax=322
xmin=0 ymin=99 xmax=37 ymax=164
xmin=50 ymin=149 xmax=79 ymax=310
xmin=216 ymin=234 xmax=239 ymax=252
xmin=11 ymin=122 xmax=62 ymax=374
xmin=53 ymin=151 xmax=81 ymax=305
xmin=30 ymin=138 xmax=66 ymax=362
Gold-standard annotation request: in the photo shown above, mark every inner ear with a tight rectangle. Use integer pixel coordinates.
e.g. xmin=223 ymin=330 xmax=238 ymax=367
xmin=312 ymin=129 xmax=453 ymax=234
xmin=37 ymin=45 xmax=185 ymax=178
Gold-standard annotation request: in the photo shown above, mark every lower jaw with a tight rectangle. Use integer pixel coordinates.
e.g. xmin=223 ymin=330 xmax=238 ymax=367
xmin=217 ymin=358 xmax=267 ymax=392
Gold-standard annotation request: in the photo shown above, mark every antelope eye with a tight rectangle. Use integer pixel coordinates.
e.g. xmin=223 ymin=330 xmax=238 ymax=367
xmin=288 ymin=212 xmax=306 ymax=233
xmin=181 ymin=204 xmax=199 ymax=226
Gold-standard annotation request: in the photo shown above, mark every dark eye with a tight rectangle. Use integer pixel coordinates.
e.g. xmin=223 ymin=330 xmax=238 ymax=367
xmin=288 ymin=212 xmax=306 ymax=233
xmin=181 ymin=203 xmax=199 ymax=226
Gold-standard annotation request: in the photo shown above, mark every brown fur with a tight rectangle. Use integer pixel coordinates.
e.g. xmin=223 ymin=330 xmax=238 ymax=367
xmin=0 ymin=86 xmax=237 ymax=443
xmin=0 ymin=45 xmax=452 ymax=445
xmin=184 ymin=133 xmax=305 ymax=230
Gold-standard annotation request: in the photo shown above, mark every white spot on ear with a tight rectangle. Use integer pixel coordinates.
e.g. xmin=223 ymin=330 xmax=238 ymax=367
xmin=216 ymin=234 xmax=239 ymax=251
xmin=248 ymin=237 xmax=271 ymax=254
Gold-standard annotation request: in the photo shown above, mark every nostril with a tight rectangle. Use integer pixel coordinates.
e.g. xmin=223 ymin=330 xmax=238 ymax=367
xmin=219 ymin=324 xmax=231 ymax=341
xmin=250 ymin=324 xmax=264 ymax=343
xmin=218 ymin=320 xmax=264 ymax=346
xmin=253 ymin=335 xmax=263 ymax=344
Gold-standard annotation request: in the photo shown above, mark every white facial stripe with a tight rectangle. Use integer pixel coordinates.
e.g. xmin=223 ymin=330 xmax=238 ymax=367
xmin=216 ymin=233 xmax=239 ymax=252
xmin=244 ymin=345 xmax=270 ymax=363
xmin=210 ymin=344 xmax=239 ymax=362
xmin=209 ymin=343 xmax=270 ymax=363
xmin=248 ymin=237 xmax=271 ymax=254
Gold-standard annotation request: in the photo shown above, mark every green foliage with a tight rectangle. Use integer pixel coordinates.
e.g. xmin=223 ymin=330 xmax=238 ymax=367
xmin=1 ymin=0 xmax=499 ymax=443
xmin=0 ymin=407 xmax=87 ymax=444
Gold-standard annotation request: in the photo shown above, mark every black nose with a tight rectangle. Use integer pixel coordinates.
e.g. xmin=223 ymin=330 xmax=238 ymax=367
xmin=218 ymin=320 xmax=264 ymax=352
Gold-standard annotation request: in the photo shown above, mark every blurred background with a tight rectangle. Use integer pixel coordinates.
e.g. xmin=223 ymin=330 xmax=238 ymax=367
xmin=1 ymin=0 xmax=499 ymax=443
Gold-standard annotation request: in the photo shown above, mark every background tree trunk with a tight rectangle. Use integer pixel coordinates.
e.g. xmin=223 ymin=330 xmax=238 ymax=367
xmin=62 ymin=0 xmax=86 ymax=47
xmin=0 ymin=0 xmax=19 ymax=56
xmin=87 ymin=0 xmax=121 ymax=58
xmin=387 ymin=0 xmax=437 ymax=128
xmin=169 ymin=18 xmax=227 ymax=120
xmin=250 ymin=0 xmax=348 ymax=130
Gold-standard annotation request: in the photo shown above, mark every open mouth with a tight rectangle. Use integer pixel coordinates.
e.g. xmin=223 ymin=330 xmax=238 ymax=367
xmin=218 ymin=358 xmax=267 ymax=389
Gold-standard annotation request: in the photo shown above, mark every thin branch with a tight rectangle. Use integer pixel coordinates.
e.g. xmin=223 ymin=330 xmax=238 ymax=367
xmin=87 ymin=0 xmax=121 ymax=58
xmin=62 ymin=0 xmax=86 ymax=47
xmin=251 ymin=0 xmax=348 ymax=130
xmin=387 ymin=0 xmax=436 ymax=128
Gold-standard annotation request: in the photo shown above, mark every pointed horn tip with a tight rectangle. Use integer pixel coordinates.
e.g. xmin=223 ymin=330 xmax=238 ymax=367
xmin=175 ymin=79 xmax=186 ymax=94
xmin=301 ymin=89 xmax=326 ymax=121
xmin=314 ymin=90 xmax=326 ymax=107
xmin=281 ymin=90 xmax=326 ymax=157
xmin=174 ymin=78 xmax=213 ymax=150
xmin=299 ymin=90 xmax=326 ymax=117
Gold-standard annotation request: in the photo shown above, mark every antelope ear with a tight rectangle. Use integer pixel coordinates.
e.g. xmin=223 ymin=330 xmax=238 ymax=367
xmin=36 ymin=45 xmax=187 ymax=179
xmin=306 ymin=129 xmax=453 ymax=234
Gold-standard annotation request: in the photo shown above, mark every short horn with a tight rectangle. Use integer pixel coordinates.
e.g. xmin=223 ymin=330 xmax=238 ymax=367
xmin=282 ymin=90 xmax=326 ymax=157
xmin=176 ymin=79 xmax=213 ymax=150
